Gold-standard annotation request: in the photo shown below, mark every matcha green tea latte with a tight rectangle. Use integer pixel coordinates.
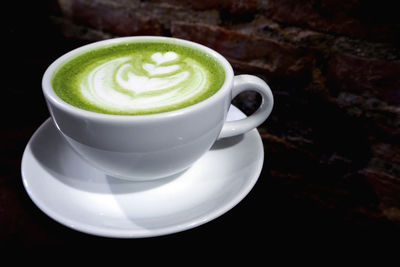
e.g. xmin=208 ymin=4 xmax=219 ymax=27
xmin=52 ymin=41 xmax=226 ymax=115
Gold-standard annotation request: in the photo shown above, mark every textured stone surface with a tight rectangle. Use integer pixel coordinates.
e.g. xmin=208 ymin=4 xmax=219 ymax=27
xmin=57 ymin=0 xmax=163 ymax=35
xmin=259 ymin=0 xmax=400 ymax=42
xmin=47 ymin=0 xmax=400 ymax=224
xmin=327 ymin=53 xmax=400 ymax=105
xmin=147 ymin=0 xmax=258 ymax=13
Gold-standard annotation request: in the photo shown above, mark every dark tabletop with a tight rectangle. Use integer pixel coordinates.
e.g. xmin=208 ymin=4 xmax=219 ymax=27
xmin=2 ymin=2 xmax=399 ymax=251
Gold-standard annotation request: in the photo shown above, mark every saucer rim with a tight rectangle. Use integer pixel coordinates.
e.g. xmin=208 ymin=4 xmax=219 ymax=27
xmin=21 ymin=107 xmax=264 ymax=238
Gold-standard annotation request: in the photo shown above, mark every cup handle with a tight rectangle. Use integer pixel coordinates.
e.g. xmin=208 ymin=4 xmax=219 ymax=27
xmin=218 ymin=75 xmax=274 ymax=139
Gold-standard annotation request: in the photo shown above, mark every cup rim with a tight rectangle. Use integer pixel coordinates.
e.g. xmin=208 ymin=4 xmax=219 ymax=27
xmin=42 ymin=36 xmax=234 ymax=121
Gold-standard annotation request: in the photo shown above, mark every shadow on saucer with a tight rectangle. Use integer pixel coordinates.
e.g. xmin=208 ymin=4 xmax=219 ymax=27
xmin=105 ymin=169 xmax=185 ymax=195
xmin=211 ymin=134 xmax=244 ymax=150
xmin=29 ymin=119 xmax=183 ymax=195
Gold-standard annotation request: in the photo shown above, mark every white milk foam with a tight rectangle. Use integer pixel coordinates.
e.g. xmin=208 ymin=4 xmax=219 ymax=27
xmin=79 ymin=52 xmax=209 ymax=112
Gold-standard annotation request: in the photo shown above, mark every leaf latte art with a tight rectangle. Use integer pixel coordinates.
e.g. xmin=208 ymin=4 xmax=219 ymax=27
xmin=52 ymin=41 xmax=225 ymax=115
xmin=80 ymin=52 xmax=208 ymax=112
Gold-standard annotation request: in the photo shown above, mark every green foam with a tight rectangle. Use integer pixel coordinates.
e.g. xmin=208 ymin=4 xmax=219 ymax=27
xmin=51 ymin=40 xmax=226 ymax=115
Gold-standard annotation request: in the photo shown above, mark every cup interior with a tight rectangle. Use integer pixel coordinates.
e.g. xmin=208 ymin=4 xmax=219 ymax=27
xmin=42 ymin=36 xmax=234 ymax=120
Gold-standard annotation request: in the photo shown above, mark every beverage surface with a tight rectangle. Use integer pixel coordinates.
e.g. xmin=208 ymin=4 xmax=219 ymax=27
xmin=52 ymin=41 xmax=225 ymax=115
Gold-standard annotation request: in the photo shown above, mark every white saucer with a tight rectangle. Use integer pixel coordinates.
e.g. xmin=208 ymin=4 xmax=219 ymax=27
xmin=21 ymin=105 xmax=264 ymax=238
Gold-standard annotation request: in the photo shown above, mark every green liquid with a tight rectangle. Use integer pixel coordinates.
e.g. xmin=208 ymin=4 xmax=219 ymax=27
xmin=52 ymin=40 xmax=225 ymax=115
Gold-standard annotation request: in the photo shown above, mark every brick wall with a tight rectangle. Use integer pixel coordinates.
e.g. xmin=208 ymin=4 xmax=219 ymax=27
xmin=50 ymin=0 xmax=400 ymax=223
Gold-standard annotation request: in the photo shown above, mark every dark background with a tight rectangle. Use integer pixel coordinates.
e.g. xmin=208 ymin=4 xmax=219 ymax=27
xmin=2 ymin=0 xmax=400 ymax=250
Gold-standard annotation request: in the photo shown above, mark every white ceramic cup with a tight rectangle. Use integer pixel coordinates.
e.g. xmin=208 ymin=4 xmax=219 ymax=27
xmin=42 ymin=36 xmax=274 ymax=181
